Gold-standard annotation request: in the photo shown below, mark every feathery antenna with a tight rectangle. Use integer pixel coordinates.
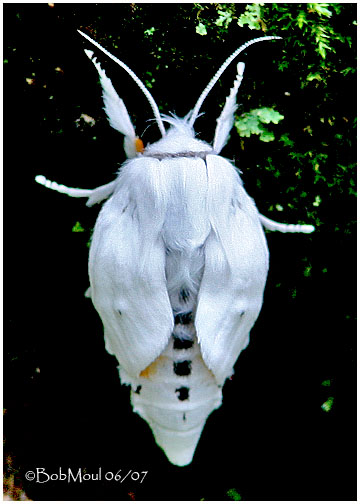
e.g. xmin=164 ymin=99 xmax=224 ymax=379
xmin=78 ymin=30 xmax=166 ymax=137
xmin=213 ymin=61 xmax=246 ymax=154
xmin=189 ymin=36 xmax=282 ymax=128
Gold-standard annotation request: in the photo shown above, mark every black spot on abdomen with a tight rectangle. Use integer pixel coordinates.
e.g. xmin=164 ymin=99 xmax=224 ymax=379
xmin=174 ymin=360 xmax=191 ymax=376
xmin=174 ymin=312 xmax=192 ymax=325
xmin=173 ymin=337 xmax=193 ymax=350
xmin=175 ymin=387 xmax=189 ymax=401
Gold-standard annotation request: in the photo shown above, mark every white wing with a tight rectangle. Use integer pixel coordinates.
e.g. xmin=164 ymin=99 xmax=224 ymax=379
xmin=195 ymin=155 xmax=269 ymax=385
xmin=89 ymin=163 xmax=174 ymax=377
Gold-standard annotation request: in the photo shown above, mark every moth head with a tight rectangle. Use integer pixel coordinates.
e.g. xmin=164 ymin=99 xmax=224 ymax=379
xmin=142 ymin=114 xmax=213 ymax=159
xmin=78 ymin=31 xmax=281 ymax=157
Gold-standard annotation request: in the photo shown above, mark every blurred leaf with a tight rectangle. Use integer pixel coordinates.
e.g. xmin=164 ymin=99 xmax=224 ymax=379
xmin=196 ymin=22 xmax=207 ymax=36
xmin=227 ymin=488 xmax=242 ymax=501
xmin=321 ymin=397 xmax=334 ymax=412
xmin=72 ymin=221 xmax=85 ymax=233
xmin=237 ymin=3 xmax=263 ymax=30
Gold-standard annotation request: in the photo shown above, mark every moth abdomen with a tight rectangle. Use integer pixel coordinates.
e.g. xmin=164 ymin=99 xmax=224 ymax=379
xmin=174 ymin=311 xmax=193 ymax=325
xmin=173 ymin=336 xmax=193 ymax=350
xmin=175 ymin=387 xmax=190 ymax=401
xmin=126 ymin=334 xmax=222 ymax=465
xmin=173 ymin=360 xmax=192 ymax=376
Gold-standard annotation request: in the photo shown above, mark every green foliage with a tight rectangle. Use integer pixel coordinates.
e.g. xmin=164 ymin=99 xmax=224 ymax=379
xmin=237 ymin=3 xmax=264 ymax=31
xmin=193 ymin=3 xmax=355 ymax=235
xmin=196 ymin=22 xmax=207 ymax=36
xmin=218 ymin=3 xmax=356 ymax=233
xmin=72 ymin=221 xmax=85 ymax=233
xmin=227 ymin=488 xmax=242 ymax=500
xmin=215 ymin=9 xmax=233 ymax=30
xmin=235 ymin=107 xmax=284 ymax=142
xmin=144 ymin=70 xmax=156 ymax=89
xmin=144 ymin=26 xmax=156 ymax=37
xmin=321 ymin=396 xmax=334 ymax=412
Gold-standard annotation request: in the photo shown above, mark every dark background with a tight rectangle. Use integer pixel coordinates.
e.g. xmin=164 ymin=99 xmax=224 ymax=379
xmin=4 ymin=4 xmax=356 ymax=501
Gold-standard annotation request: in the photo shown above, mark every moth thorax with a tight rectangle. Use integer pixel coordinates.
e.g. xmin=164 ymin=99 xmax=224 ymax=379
xmin=143 ymin=123 xmax=213 ymax=159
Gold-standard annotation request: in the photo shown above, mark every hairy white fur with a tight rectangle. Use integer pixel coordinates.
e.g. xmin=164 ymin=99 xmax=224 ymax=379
xmin=36 ymin=33 xmax=314 ymax=467
xmin=88 ymin=121 xmax=269 ymax=464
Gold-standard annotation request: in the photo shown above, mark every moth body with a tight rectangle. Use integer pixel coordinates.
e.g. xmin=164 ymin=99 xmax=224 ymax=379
xmin=88 ymin=121 xmax=269 ymax=464
xmin=35 ymin=32 xmax=314 ymax=466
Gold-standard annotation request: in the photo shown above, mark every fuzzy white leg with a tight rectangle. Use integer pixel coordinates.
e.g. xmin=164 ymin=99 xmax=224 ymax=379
xmin=35 ymin=175 xmax=117 ymax=206
xmin=260 ymin=213 xmax=315 ymax=233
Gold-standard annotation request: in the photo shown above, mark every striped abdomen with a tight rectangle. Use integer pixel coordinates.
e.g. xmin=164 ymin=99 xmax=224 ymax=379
xmin=118 ymin=247 xmax=222 ymax=466
xmin=125 ymin=321 xmax=222 ymax=466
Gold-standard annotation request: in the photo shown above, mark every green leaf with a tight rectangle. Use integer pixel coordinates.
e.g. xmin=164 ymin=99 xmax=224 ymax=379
xmin=257 ymin=107 xmax=284 ymax=124
xmin=309 ymin=3 xmax=333 ymax=18
xmin=260 ymin=129 xmax=275 ymax=142
xmin=321 ymin=396 xmax=334 ymax=412
xmin=237 ymin=3 xmax=263 ymax=30
xmin=144 ymin=27 xmax=156 ymax=37
xmin=313 ymin=195 xmax=322 ymax=207
xmin=72 ymin=221 xmax=85 ymax=233
xmin=196 ymin=22 xmax=207 ymax=36
xmin=307 ymin=72 xmax=322 ymax=82
xmin=215 ymin=10 xmax=233 ymax=29
xmin=235 ymin=108 xmax=284 ymax=142
xmin=340 ymin=67 xmax=356 ymax=76
xmin=280 ymin=133 xmax=294 ymax=147
xmin=296 ymin=10 xmax=307 ymax=29
xmin=227 ymin=488 xmax=242 ymax=501
xmin=304 ymin=265 xmax=312 ymax=277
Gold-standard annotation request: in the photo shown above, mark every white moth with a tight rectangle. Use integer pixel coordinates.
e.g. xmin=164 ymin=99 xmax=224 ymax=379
xmin=36 ymin=32 xmax=314 ymax=467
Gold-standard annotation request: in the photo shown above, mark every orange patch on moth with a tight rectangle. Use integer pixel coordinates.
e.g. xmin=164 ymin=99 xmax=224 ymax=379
xmin=135 ymin=137 xmax=144 ymax=153
xmin=139 ymin=355 xmax=166 ymax=378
